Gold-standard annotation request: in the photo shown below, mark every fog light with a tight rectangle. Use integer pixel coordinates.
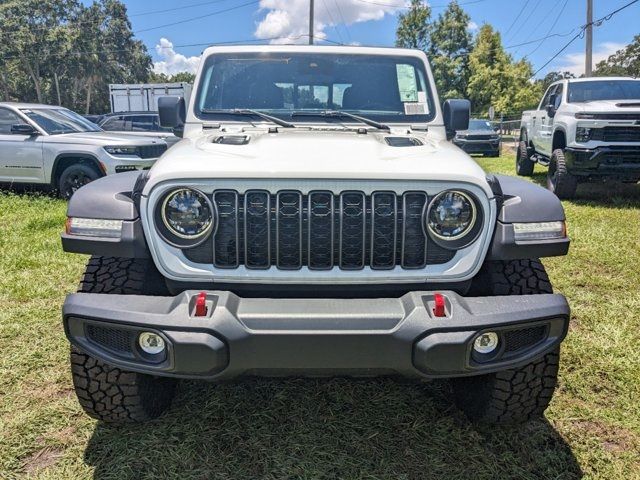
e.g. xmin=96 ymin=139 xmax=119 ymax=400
xmin=138 ymin=332 xmax=165 ymax=355
xmin=473 ymin=332 xmax=499 ymax=354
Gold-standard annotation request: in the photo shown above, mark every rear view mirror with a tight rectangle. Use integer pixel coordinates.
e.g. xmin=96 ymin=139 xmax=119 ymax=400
xmin=443 ymin=99 xmax=470 ymax=140
xmin=546 ymin=94 xmax=558 ymax=118
xmin=11 ymin=124 xmax=38 ymax=135
xmin=158 ymin=96 xmax=186 ymax=137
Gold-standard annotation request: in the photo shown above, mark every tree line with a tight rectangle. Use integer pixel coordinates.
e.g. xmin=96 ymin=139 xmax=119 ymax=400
xmin=0 ymin=0 xmax=150 ymax=114
xmin=396 ymin=0 xmax=640 ymax=119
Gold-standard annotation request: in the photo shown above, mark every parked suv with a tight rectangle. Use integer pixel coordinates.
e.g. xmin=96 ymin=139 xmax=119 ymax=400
xmin=453 ymin=118 xmax=501 ymax=156
xmin=518 ymin=77 xmax=640 ymax=198
xmin=62 ymin=46 xmax=570 ymax=425
xmin=98 ymin=111 xmax=180 ymax=147
xmin=0 ymin=103 xmax=167 ymax=198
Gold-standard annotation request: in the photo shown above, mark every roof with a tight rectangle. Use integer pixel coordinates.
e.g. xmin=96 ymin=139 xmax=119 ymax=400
xmin=101 ymin=111 xmax=159 ymax=117
xmin=565 ymin=76 xmax=640 ymax=83
xmin=0 ymin=102 xmax=66 ymax=109
xmin=200 ymin=44 xmax=426 ymax=59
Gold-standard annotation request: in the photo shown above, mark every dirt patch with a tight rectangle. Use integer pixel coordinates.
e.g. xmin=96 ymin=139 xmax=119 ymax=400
xmin=572 ymin=420 xmax=639 ymax=453
xmin=22 ymin=447 xmax=63 ymax=475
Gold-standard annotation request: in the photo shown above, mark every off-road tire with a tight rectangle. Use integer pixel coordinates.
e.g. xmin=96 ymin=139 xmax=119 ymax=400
xmin=70 ymin=257 xmax=176 ymax=423
xmin=453 ymin=259 xmax=559 ymax=424
xmin=515 ymin=140 xmax=535 ymax=176
xmin=547 ymin=148 xmax=577 ymax=199
xmin=58 ymin=163 xmax=100 ymax=200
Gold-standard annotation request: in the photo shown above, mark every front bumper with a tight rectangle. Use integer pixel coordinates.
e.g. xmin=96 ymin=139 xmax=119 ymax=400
xmin=565 ymin=146 xmax=640 ymax=179
xmin=453 ymin=138 xmax=500 ymax=154
xmin=63 ymin=291 xmax=569 ymax=380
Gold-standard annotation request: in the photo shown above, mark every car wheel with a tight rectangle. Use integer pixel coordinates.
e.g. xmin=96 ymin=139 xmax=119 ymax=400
xmin=515 ymin=141 xmax=535 ymax=176
xmin=70 ymin=257 xmax=175 ymax=423
xmin=547 ymin=149 xmax=577 ymax=199
xmin=58 ymin=163 xmax=100 ymax=200
xmin=452 ymin=259 xmax=559 ymax=424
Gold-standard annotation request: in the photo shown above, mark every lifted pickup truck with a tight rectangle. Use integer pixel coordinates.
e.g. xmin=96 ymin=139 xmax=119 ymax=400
xmin=518 ymin=77 xmax=640 ymax=198
xmin=62 ymin=45 xmax=571 ymax=425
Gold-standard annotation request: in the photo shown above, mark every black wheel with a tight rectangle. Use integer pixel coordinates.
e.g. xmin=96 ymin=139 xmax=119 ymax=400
xmin=452 ymin=259 xmax=559 ymax=424
xmin=516 ymin=140 xmax=534 ymax=176
xmin=70 ymin=257 xmax=176 ymax=423
xmin=547 ymin=149 xmax=577 ymax=199
xmin=58 ymin=163 xmax=99 ymax=200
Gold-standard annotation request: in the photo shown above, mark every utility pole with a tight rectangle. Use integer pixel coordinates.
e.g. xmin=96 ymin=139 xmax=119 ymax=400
xmin=585 ymin=0 xmax=593 ymax=77
xmin=309 ymin=0 xmax=315 ymax=45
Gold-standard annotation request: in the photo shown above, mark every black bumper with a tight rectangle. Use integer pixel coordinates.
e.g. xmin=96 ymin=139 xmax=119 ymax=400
xmin=565 ymin=146 xmax=640 ymax=179
xmin=454 ymin=140 xmax=500 ymax=155
xmin=63 ymin=291 xmax=570 ymax=380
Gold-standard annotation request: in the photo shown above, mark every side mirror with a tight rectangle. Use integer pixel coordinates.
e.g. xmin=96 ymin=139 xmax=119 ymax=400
xmin=443 ymin=99 xmax=470 ymax=140
xmin=158 ymin=96 xmax=186 ymax=137
xmin=546 ymin=93 xmax=558 ymax=117
xmin=11 ymin=124 xmax=38 ymax=135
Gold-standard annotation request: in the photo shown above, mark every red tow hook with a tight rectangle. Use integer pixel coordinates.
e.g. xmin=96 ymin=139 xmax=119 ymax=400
xmin=433 ymin=293 xmax=446 ymax=317
xmin=194 ymin=292 xmax=208 ymax=317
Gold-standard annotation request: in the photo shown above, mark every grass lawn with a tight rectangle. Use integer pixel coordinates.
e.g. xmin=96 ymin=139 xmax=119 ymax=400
xmin=0 ymin=155 xmax=639 ymax=479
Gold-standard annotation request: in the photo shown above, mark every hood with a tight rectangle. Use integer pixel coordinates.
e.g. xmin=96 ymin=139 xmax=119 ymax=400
xmin=43 ymin=131 xmax=165 ymax=146
xmin=147 ymin=129 xmax=491 ymax=195
xmin=574 ymin=99 xmax=640 ymax=114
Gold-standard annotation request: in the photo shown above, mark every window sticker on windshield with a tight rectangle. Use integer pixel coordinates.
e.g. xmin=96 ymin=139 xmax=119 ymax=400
xmin=404 ymin=102 xmax=428 ymax=115
xmin=396 ymin=64 xmax=418 ymax=102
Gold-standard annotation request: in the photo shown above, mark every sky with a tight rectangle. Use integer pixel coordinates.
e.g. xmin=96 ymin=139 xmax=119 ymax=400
xmin=109 ymin=0 xmax=639 ymax=78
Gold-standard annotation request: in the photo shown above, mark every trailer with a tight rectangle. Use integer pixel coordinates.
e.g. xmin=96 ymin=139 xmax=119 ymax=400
xmin=108 ymin=83 xmax=192 ymax=113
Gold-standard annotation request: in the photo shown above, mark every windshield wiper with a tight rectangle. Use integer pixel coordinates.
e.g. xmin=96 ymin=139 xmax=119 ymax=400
xmin=200 ymin=108 xmax=296 ymax=128
xmin=291 ymin=110 xmax=391 ymax=131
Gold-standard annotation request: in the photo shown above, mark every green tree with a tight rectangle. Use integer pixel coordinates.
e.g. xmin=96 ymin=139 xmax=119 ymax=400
xmin=149 ymin=71 xmax=196 ymax=84
xmin=537 ymin=71 xmax=575 ymax=92
xmin=395 ymin=0 xmax=431 ymax=51
xmin=467 ymin=24 xmax=540 ymax=117
xmin=594 ymin=34 xmax=640 ymax=77
xmin=428 ymin=1 xmax=472 ymax=100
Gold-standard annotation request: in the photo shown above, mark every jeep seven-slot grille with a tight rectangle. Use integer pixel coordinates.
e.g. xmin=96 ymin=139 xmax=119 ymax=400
xmin=183 ymin=190 xmax=456 ymax=270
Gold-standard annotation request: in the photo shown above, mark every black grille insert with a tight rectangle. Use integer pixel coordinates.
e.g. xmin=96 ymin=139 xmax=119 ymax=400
xmin=182 ymin=190 xmax=459 ymax=270
xmin=86 ymin=324 xmax=133 ymax=354
xmin=504 ymin=325 xmax=546 ymax=353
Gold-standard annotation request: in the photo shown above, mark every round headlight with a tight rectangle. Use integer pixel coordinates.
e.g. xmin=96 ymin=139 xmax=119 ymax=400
xmin=427 ymin=190 xmax=476 ymax=241
xmin=161 ymin=188 xmax=213 ymax=240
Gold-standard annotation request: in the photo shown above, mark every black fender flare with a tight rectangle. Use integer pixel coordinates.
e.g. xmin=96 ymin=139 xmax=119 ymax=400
xmin=487 ymin=175 xmax=569 ymax=260
xmin=51 ymin=153 xmax=104 ymax=186
xmin=61 ymin=171 xmax=150 ymax=258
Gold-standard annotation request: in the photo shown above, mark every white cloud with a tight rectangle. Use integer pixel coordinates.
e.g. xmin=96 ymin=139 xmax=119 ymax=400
xmin=254 ymin=0 xmax=406 ymax=44
xmin=467 ymin=21 xmax=478 ymax=32
xmin=153 ymin=38 xmax=201 ymax=75
xmin=554 ymin=42 xmax=625 ymax=76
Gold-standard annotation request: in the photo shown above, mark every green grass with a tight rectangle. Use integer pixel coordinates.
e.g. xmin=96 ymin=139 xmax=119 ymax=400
xmin=1 ymin=156 xmax=639 ymax=479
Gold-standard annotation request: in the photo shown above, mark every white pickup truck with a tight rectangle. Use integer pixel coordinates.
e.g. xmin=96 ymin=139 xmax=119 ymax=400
xmin=518 ymin=77 xmax=640 ymax=198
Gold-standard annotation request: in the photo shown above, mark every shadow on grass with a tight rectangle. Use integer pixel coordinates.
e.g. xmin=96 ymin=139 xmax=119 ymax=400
xmin=84 ymin=378 xmax=582 ymax=479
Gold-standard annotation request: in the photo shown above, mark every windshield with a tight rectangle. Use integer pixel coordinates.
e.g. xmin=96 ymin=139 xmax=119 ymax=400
xmin=20 ymin=108 xmax=102 ymax=135
xmin=568 ymin=80 xmax=640 ymax=103
xmin=468 ymin=119 xmax=493 ymax=130
xmin=195 ymin=52 xmax=434 ymax=124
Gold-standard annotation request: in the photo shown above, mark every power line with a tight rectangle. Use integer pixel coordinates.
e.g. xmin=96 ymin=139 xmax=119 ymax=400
xmin=524 ymin=0 xmax=569 ymax=58
xmin=129 ymin=0 xmax=235 ymax=17
xmin=507 ymin=0 xmax=541 ymax=44
xmin=505 ymin=28 xmax=578 ymax=50
xmin=352 ymin=0 xmax=489 ymax=9
xmin=503 ymin=0 xmax=530 ymax=39
xmin=135 ymin=0 xmax=260 ymax=34
xmin=333 ymin=0 xmax=353 ymax=44
xmin=530 ymin=0 xmax=640 ymax=78
xmin=321 ymin=0 xmax=345 ymax=44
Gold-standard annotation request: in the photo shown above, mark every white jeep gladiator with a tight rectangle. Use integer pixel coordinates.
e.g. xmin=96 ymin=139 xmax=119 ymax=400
xmin=518 ymin=77 xmax=640 ymax=198
xmin=61 ymin=45 xmax=571 ymax=425
xmin=0 ymin=103 xmax=167 ymax=198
